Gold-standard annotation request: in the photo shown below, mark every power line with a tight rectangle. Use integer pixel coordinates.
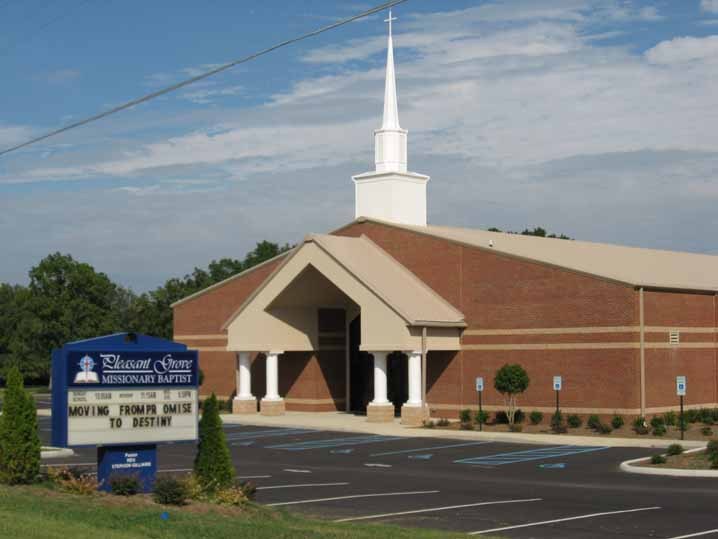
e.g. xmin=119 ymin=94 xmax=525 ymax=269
xmin=0 ymin=0 xmax=409 ymax=158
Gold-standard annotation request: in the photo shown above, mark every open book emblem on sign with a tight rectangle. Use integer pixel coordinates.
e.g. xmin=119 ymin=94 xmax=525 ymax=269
xmin=74 ymin=354 xmax=99 ymax=383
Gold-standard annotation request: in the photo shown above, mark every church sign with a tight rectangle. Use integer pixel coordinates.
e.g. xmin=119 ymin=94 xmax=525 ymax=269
xmin=52 ymin=333 xmax=199 ymax=492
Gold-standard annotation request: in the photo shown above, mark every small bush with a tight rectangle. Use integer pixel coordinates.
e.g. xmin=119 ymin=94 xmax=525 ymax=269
xmin=685 ymin=409 xmax=700 ymax=423
xmin=651 ymin=454 xmax=667 ymax=465
xmin=710 ymin=453 xmax=718 ymax=470
xmin=437 ymin=418 xmax=450 ymax=427
xmin=153 ymin=476 xmax=189 ymax=505
xmin=529 ymin=411 xmax=543 ymax=425
xmin=567 ymin=414 xmax=582 ymax=428
xmin=611 ymin=415 xmax=625 ymax=429
xmin=551 ymin=411 xmax=567 ymax=434
xmin=214 ymin=485 xmax=250 ymax=506
xmin=474 ymin=410 xmax=489 ymax=425
xmin=666 ymin=444 xmax=684 ymax=456
xmin=652 ymin=425 xmax=667 ymax=437
xmin=422 ymin=420 xmax=435 ymax=429
xmin=587 ymin=414 xmax=601 ymax=431
xmin=635 ymin=425 xmax=650 ymax=435
xmin=494 ymin=411 xmax=509 ymax=424
xmin=702 ymin=426 xmax=714 ymax=437
xmin=47 ymin=467 xmax=97 ymax=495
xmin=650 ymin=416 xmax=665 ymax=429
xmin=514 ymin=409 xmax=525 ymax=424
xmin=459 ymin=409 xmax=472 ymax=423
xmin=596 ymin=422 xmax=613 ymax=435
xmin=663 ymin=411 xmax=677 ymax=427
xmin=699 ymin=408 xmax=714 ymax=425
xmin=633 ymin=416 xmax=647 ymax=430
xmin=108 ymin=474 xmax=140 ymax=496
xmin=509 ymin=423 xmax=523 ymax=432
xmin=706 ymin=439 xmax=718 ymax=457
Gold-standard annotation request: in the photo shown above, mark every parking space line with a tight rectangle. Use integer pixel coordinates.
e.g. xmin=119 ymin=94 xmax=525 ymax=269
xmin=227 ymin=428 xmax=316 ymax=442
xmin=668 ymin=530 xmax=718 ymax=539
xmin=456 ymin=445 xmax=608 ymax=466
xmin=238 ymin=475 xmax=272 ymax=479
xmin=370 ymin=441 xmax=490 ymax=457
xmin=469 ymin=506 xmax=661 ymax=535
xmin=257 ymin=482 xmax=349 ymax=490
xmin=334 ymin=497 xmax=542 ymax=522
xmin=267 ymin=435 xmax=403 ymax=451
xmin=267 ymin=490 xmax=439 ymax=507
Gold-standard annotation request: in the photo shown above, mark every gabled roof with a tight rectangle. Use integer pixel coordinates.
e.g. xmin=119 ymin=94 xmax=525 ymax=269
xmin=222 ymin=234 xmax=466 ymax=330
xmin=349 ymin=217 xmax=718 ymax=292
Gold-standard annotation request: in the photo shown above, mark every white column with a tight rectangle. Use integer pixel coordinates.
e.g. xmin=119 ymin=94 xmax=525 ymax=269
xmin=371 ymin=351 xmax=389 ymax=404
xmin=406 ymin=350 xmax=422 ymax=406
xmin=265 ymin=351 xmax=281 ymax=401
xmin=236 ymin=352 xmax=253 ymax=399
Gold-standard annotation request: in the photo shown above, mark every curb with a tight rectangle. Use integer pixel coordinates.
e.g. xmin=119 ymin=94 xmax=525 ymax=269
xmin=619 ymin=446 xmax=718 ymax=477
xmin=221 ymin=414 xmax=706 ymax=449
xmin=41 ymin=447 xmax=74 ymax=459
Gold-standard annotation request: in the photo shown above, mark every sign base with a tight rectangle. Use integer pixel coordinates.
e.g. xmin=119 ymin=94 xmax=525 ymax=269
xmin=97 ymin=444 xmax=157 ymax=493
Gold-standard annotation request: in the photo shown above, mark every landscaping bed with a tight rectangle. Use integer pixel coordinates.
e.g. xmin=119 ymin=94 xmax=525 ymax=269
xmin=637 ymin=449 xmax=711 ymax=470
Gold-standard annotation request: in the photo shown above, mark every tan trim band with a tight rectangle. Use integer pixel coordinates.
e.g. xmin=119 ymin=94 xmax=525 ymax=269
xmin=174 ymin=334 xmax=227 ymax=341
xmin=285 ymin=397 xmax=346 ymax=405
xmin=428 ymin=402 xmax=718 ymax=415
xmin=465 ymin=326 xmax=718 ymax=336
xmin=462 ymin=342 xmax=717 ymax=351
xmin=194 ymin=346 xmax=230 ymax=352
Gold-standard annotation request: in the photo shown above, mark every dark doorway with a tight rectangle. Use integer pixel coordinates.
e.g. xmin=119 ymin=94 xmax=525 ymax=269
xmin=349 ymin=315 xmax=373 ymax=413
xmin=387 ymin=351 xmax=408 ymax=416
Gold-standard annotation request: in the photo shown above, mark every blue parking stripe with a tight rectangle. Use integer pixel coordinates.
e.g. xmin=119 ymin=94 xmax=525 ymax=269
xmin=267 ymin=435 xmax=403 ymax=451
xmin=370 ymin=441 xmax=490 ymax=457
xmin=455 ymin=445 xmax=608 ymax=466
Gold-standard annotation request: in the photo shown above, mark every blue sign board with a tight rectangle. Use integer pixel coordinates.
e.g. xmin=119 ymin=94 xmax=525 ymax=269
xmin=97 ymin=444 xmax=157 ymax=493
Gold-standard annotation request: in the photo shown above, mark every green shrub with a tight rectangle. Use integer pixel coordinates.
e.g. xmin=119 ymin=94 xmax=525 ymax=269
xmin=459 ymin=409 xmax=471 ymax=423
xmin=529 ymin=411 xmax=543 ymax=425
xmin=596 ymin=422 xmax=613 ymax=435
xmin=437 ymin=417 xmax=450 ymax=427
xmin=710 ymin=453 xmax=718 ymax=470
xmin=474 ymin=410 xmax=489 ymax=425
xmin=551 ymin=411 xmax=567 ymax=434
xmin=47 ymin=467 xmax=97 ymax=495
xmin=494 ymin=364 xmax=529 ymax=425
xmin=652 ymin=425 xmax=667 ymax=437
xmin=587 ymin=414 xmax=601 ymax=431
xmin=108 ymin=474 xmax=140 ymax=496
xmin=650 ymin=416 xmax=665 ymax=429
xmin=194 ymin=393 xmax=235 ymax=491
xmin=495 ymin=411 xmax=509 ymax=424
xmin=0 ymin=367 xmax=41 ymax=485
xmin=651 ymin=454 xmax=667 ymax=465
xmin=633 ymin=416 xmax=647 ymax=429
xmin=699 ymin=408 xmax=714 ymax=425
xmin=153 ymin=476 xmax=189 ymax=505
xmin=663 ymin=411 xmax=677 ymax=427
xmin=611 ymin=415 xmax=625 ymax=429
xmin=702 ymin=426 xmax=714 ymax=437
xmin=567 ymin=414 xmax=582 ymax=428
xmin=685 ymin=409 xmax=700 ymax=423
xmin=422 ymin=420 xmax=435 ymax=429
xmin=666 ymin=443 xmax=684 ymax=456
xmin=706 ymin=439 xmax=718 ymax=457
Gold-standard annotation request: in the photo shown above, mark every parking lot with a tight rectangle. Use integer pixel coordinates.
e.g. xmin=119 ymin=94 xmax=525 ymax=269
xmin=40 ymin=418 xmax=718 ymax=538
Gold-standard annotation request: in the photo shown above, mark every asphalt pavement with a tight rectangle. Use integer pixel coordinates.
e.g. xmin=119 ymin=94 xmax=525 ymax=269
xmin=38 ymin=417 xmax=718 ymax=538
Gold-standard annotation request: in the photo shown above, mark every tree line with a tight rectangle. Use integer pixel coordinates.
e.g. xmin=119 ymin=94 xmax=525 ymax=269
xmin=0 ymin=241 xmax=291 ymax=383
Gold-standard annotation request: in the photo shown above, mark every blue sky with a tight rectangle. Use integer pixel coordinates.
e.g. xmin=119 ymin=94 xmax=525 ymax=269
xmin=1 ymin=0 xmax=718 ymax=290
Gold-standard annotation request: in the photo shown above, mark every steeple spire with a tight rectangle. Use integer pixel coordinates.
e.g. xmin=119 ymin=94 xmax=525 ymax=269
xmin=382 ymin=10 xmax=400 ymax=130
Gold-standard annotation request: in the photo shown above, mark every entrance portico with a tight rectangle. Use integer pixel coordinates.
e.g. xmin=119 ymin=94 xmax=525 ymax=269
xmin=222 ymin=234 xmax=465 ymax=424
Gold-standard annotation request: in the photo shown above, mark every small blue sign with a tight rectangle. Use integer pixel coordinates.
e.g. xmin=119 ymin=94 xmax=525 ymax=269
xmin=97 ymin=444 xmax=157 ymax=492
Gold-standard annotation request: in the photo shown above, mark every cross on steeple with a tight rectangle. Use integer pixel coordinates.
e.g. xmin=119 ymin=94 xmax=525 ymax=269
xmin=384 ymin=9 xmax=397 ymax=37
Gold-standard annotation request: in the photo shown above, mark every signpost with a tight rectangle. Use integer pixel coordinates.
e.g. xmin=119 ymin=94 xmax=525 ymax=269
xmin=553 ymin=376 xmax=562 ymax=417
xmin=677 ymin=375 xmax=686 ymax=440
xmin=52 ymin=333 xmax=199 ymax=492
xmin=475 ymin=376 xmax=484 ymax=431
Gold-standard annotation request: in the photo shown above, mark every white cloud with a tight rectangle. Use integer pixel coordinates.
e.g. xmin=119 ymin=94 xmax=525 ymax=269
xmin=702 ymin=0 xmax=718 ymax=14
xmin=645 ymin=35 xmax=718 ymax=64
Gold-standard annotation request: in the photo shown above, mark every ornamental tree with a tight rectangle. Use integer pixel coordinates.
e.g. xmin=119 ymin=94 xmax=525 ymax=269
xmin=0 ymin=366 xmax=41 ymax=484
xmin=494 ymin=364 xmax=530 ymax=425
xmin=193 ymin=393 xmax=234 ymax=491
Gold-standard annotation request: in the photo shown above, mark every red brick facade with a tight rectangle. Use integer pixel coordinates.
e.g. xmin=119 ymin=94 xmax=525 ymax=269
xmin=173 ymin=220 xmax=718 ymax=419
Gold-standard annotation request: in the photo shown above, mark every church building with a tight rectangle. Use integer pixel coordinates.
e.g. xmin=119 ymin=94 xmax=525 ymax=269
xmin=172 ymin=14 xmax=718 ymax=424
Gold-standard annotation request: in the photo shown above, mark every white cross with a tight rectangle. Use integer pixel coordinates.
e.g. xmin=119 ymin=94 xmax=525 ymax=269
xmin=384 ymin=9 xmax=397 ymax=37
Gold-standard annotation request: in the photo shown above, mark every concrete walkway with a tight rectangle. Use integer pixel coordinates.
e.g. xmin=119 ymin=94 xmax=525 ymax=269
xmin=222 ymin=411 xmax=705 ymax=449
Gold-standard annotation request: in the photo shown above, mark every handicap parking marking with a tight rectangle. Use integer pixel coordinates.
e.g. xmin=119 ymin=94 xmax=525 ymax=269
xmin=455 ymin=445 xmax=608 ymax=466
xmin=330 ymin=448 xmax=354 ymax=454
xmin=266 ymin=434 xmax=403 ymax=451
xmin=468 ymin=506 xmax=661 ymax=535
xmin=408 ymin=453 xmax=433 ymax=460
xmin=369 ymin=440 xmax=490 ymax=457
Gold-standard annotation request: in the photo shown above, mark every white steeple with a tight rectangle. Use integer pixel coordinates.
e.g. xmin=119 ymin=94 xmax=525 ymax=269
xmin=352 ymin=9 xmax=430 ymax=226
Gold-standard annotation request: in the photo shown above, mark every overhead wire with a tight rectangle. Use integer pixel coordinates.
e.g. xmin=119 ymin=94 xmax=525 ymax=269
xmin=0 ymin=0 xmax=409 ymax=158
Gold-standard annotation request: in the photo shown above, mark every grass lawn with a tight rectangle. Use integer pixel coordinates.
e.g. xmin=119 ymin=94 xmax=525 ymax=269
xmin=0 ymin=484 xmax=475 ymax=539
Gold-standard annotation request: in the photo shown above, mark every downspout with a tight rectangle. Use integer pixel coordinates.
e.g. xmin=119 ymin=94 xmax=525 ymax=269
xmin=421 ymin=326 xmax=427 ymax=408
xmin=639 ymin=287 xmax=646 ymax=418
